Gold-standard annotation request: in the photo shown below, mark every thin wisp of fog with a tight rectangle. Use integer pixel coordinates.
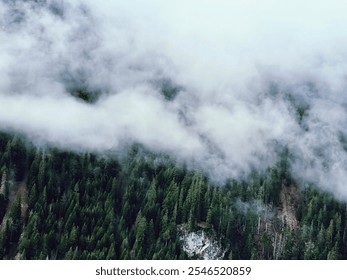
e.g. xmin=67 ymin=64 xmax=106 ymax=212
xmin=1 ymin=0 xmax=347 ymax=198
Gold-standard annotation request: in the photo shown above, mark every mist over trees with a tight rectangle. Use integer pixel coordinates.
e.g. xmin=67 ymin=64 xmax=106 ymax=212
xmin=1 ymin=0 xmax=347 ymax=198
xmin=1 ymin=0 xmax=347 ymax=260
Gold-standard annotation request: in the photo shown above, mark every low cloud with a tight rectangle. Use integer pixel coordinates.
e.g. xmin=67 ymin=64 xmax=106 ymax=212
xmin=1 ymin=0 xmax=347 ymax=198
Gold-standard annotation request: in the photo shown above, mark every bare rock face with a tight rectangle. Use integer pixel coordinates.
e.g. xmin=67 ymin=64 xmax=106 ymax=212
xmin=179 ymin=228 xmax=225 ymax=260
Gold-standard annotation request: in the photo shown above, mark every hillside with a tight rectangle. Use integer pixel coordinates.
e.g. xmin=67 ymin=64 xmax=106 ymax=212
xmin=0 ymin=131 xmax=346 ymax=260
xmin=1 ymin=0 xmax=347 ymax=260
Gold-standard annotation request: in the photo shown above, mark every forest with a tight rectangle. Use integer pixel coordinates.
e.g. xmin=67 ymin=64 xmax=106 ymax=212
xmin=0 ymin=131 xmax=346 ymax=260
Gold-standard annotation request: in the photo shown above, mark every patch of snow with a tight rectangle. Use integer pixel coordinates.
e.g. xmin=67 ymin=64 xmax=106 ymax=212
xmin=179 ymin=228 xmax=225 ymax=260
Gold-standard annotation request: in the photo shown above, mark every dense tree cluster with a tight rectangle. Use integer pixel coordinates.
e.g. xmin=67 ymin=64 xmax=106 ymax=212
xmin=0 ymin=131 xmax=347 ymax=259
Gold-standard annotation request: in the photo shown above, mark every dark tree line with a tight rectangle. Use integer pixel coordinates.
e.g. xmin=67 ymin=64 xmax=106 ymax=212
xmin=0 ymin=131 xmax=347 ymax=259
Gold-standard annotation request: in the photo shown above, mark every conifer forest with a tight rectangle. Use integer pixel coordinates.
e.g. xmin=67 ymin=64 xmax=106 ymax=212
xmin=1 ymin=0 xmax=347 ymax=260
xmin=1 ymin=132 xmax=347 ymax=259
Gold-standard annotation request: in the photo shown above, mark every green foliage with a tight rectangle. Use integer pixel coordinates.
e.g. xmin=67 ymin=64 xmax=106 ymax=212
xmin=161 ymin=80 xmax=180 ymax=101
xmin=70 ymin=87 xmax=100 ymax=104
xmin=0 ymin=131 xmax=347 ymax=260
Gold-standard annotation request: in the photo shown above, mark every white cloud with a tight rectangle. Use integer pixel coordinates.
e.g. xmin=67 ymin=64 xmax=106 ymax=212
xmin=1 ymin=0 xmax=347 ymax=198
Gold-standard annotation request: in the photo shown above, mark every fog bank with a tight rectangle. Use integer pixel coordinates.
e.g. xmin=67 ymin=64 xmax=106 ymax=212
xmin=1 ymin=0 xmax=347 ymax=198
